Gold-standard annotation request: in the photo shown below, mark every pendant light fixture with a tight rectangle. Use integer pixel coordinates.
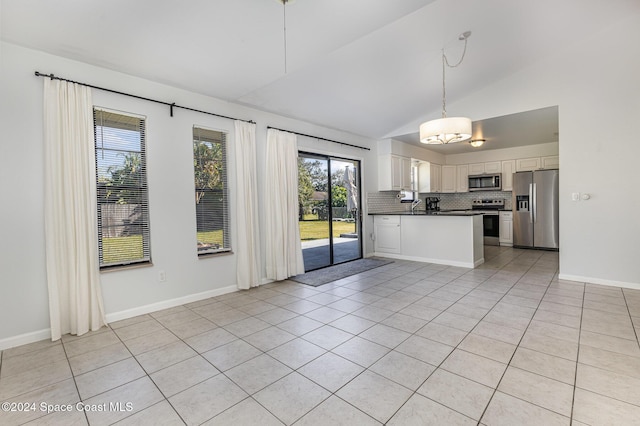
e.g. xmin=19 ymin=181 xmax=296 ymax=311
xmin=420 ymin=31 xmax=472 ymax=144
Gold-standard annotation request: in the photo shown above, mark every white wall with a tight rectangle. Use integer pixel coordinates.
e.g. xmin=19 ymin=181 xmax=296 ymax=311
xmin=0 ymin=42 xmax=378 ymax=346
xmin=347 ymin=6 xmax=640 ymax=298
xmin=396 ymin=14 xmax=640 ymax=287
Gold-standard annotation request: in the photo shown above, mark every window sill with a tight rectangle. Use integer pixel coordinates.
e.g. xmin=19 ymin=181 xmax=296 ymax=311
xmin=198 ymin=250 xmax=234 ymax=259
xmin=100 ymin=261 xmax=153 ymax=273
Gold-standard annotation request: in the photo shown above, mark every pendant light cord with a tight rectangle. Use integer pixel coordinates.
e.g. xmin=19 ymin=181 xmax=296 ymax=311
xmin=440 ymin=34 xmax=469 ymax=118
xmin=283 ymin=0 xmax=288 ymax=74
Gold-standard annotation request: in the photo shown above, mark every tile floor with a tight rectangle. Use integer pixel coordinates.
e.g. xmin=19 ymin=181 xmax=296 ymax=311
xmin=1 ymin=247 xmax=640 ymax=425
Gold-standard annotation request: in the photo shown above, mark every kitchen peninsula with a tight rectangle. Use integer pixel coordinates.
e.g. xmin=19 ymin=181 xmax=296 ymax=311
xmin=370 ymin=211 xmax=484 ymax=268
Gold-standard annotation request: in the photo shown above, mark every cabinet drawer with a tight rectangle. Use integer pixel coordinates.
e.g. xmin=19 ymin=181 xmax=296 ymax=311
xmin=500 ymin=211 xmax=513 ymax=220
xmin=376 ymin=215 xmax=400 ymax=224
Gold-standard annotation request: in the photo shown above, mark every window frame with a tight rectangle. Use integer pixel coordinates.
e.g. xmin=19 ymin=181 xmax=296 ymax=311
xmin=94 ymin=107 xmax=151 ymax=269
xmin=192 ymin=125 xmax=231 ymax=256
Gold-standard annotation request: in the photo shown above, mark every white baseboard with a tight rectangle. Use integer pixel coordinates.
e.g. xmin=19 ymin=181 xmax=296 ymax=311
xmin=558 ymin=274 xmax=640 ymax=291
xmin=0 ymin=328 xmax=52 ymax=351
xmin=105 ymin=285 xmax=239 ymax=323
xmin=0 ymin=285 xmax=240 ymax=351
xmin=371 ymin=252 xmax=478 ymax=268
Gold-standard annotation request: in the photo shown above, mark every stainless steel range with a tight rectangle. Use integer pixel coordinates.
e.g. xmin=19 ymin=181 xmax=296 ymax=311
xmin=471 ymin=199 xmax=505 ymax=246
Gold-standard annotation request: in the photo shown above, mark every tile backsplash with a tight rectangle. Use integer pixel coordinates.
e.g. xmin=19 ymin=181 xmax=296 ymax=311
xmin=419 ymin=191 xmax=512 ymax=210
xmin=367 ymin=190 xmax=512 ymax=213
xmin=367 ymin=191 xmax=408 ymax=213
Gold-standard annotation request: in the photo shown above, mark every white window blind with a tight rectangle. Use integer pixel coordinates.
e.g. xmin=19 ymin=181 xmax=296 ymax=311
xmin=94 ymin=108 xmax=151 ymax=268
xmin=193 ymin=127 xmax=231 ymax=255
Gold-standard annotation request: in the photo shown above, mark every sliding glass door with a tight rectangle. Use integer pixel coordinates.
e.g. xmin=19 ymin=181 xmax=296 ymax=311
xmin=298 ymin=152 xmax=361 ymax=271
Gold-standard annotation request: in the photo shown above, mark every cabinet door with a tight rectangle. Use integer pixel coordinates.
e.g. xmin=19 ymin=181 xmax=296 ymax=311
xmin=430 ymin=164 xmax=442 ymax=193
xmin=374 ymin=216 xmax=401 ymax=254
xmin=484 ymin=161 xmax=501 ymax=174
xmin=468 ymin=163 xmax=485 ymax=175
xmin=457 ymin=164 xmax=469 ymax=192
xmin=441 ymin=165 xmax=457 ymax=193
xmin=516 ymin=157 xmax=541 ymax=172
xmin=499 ymin=212 xmax=513 ymax=245
xmin=541 ymin=155 xmax=559 ymax=169
xmin=401 ymin=157 xmax=412 ymax=190
xmin=391 ymin=155 xmax=402 ymax=190
xmin=501 ymin=160 xmax=516 ymax=191
xmin=418 ymin=162 xmax=431 ymax=192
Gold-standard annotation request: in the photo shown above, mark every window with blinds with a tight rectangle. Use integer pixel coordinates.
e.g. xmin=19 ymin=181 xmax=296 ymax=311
xmin=94 ymin=108 xmax=151 ymax=268
xmin=193 ymin=127 xmax=231 ymax=255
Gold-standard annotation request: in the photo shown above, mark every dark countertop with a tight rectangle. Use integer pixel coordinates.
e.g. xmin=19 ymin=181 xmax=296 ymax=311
xmin=369 ymin=210 xmax=484 ymax=216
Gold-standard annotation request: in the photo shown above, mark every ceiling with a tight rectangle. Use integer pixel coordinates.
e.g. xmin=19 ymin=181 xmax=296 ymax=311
xmin=1 ymin=0 xmax=637 ymax=145
xmin=395 ymin=106 xmax=559 ymax=155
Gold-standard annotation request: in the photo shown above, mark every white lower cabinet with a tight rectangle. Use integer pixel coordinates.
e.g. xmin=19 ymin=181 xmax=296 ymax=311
xmin=374 ymin=216 xmax=401 ymax=254
xmin=499 ymin=211 xmax=513 ymax=246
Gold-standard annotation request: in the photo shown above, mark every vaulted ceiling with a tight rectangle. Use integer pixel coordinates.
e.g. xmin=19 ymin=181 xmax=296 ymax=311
xmin=2 ymin=0 xmax=637 ymax=145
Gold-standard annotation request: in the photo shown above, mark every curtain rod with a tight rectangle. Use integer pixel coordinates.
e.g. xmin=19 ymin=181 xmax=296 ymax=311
xmin=34 ymin=71 xmax=255 ymax=124
xmin=267 ymin=126 xmax=370 ymax=151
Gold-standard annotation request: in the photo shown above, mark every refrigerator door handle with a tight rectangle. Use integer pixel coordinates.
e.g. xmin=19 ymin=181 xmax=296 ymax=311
xmin=532 ymin=182 xmax=537 ymax=223
xmin=529 ymin=183 xmax=534 ymax=224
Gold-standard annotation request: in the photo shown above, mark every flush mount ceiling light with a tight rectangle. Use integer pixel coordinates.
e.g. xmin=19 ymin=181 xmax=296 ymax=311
xmin=420 ymin=31 xmax=472 ymax=145
xmin=469 ymin=139 xmax=485 ymax=148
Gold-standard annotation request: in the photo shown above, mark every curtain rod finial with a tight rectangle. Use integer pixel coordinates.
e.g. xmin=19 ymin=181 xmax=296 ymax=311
xmin=35 ymin=71 xmax=56 ymax=80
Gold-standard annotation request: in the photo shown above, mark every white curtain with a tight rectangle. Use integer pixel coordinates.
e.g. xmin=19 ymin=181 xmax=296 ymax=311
xmin=265 ymin=129 xmax=305 ymax=280
xmin=234 ymin=121 xmax=261 ymax=289
xmin=43 ymin=79 xmax=106 ymax=341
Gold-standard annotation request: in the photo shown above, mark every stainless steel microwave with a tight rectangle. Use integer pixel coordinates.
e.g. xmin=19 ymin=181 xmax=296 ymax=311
xmin=468 ymin=173 xmax=502 ymax=191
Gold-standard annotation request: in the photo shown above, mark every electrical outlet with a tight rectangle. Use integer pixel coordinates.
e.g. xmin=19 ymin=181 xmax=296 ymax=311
xmin=158 ymin=270 xmax=166 ymax=282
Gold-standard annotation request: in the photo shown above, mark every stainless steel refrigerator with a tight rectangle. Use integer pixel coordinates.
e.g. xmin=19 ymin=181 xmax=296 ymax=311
xmin=512 ymin=169 xmax=559 ymax=250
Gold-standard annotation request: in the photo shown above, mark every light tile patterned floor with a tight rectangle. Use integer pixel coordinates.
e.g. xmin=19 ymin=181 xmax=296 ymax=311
xmin=1 ymin=246 xmax=640 ymax=425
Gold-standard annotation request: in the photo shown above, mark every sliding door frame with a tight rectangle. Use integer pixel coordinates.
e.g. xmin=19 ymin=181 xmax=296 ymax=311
xmin=298 ymin=150 xmax=363 ymax=271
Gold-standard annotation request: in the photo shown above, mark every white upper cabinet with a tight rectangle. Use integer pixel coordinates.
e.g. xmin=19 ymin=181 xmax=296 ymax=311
xmin=430 ymin=164 xmax=442 ymax=193
xmin=468 ymin=161 xmax=501 ymax=175
xmin=401 ymin=157 xmax=412 ymax=190
xmin=468 ymin=163 xmax=485 ymax=175
xmin=541 ymin=155 xmax=559 ymax=169
xmin=501 ymin=160 xmax=516 ymax=191
xmin=516 ymin=156 xmax=559 ymax=172
xmin=417 ymin=162 xmax=430 ymax=193
xmin=441 ymin=165 xmax=457 ymax=193
xmin=378 ymin=154 xmax=411 ymax=191
xmin=457 ymin=164 xmax=469 ymax=192
xmin=484 ymin=161 xmax=501 ymax=174
xmin=515 ymin=157 xmax=542 ymax=172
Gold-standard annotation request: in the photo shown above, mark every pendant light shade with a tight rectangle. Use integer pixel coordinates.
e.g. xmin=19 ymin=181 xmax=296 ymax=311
xmin=420 ymin=116 xmax=472 ymax=144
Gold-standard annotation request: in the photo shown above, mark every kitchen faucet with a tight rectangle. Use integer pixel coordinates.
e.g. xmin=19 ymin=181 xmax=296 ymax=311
xmin=411 ymin=198 xmax=422 ymax=213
